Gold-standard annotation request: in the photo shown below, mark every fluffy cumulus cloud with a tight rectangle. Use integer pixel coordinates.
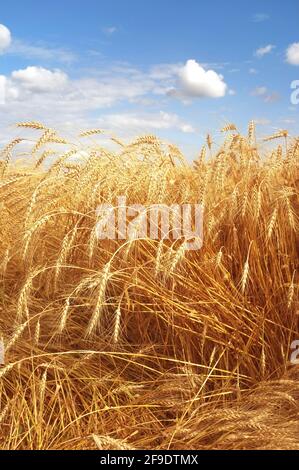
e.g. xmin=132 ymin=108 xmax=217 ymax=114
xmin=0 ymin=24 xmax=11 ymax=53
xmin=0 ymin=32 xmax=227 ymax=143
xmin=0 ymin=66 xmax=151 ymax=117
xmin=255 ymin=44 xmax=275 ymax=58
xmin=0 ymin=58 xmax=228 ymax=125
xmin=0 ymin=64 xmax=196 ymax=138
xmin=170 ymin=59 xmax=227 ymax=99
xmin=11 ymin=66 xmax=68 ymax=92
xmin=286 ymin=42 xmax=299 ymax=65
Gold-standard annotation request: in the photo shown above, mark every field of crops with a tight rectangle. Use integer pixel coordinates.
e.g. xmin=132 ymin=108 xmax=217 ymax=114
xmin=0 ymin=121 xmax=298 ymax=449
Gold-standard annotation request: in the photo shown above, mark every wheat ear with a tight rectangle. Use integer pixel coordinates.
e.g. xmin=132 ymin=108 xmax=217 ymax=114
xmin=86 ymin=261 xmax=111 ymax=337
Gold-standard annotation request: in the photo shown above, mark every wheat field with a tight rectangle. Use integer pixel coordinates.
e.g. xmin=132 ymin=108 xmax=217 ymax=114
xmin=0 ymin=121 xmax=298 ymax=450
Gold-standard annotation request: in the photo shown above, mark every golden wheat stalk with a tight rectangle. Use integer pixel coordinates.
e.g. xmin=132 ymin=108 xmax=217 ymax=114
xmin=17 ymin=121 xmax=47 ymax=130
xmin=59 ymin=297 xmax=71 ymax=333
xmin=34 ymin=319 xmax=40 ymax=345
xmin=35 ymin=150 xmax=56 ymax=168
xmin=221 ymin=123 xmax=237 ymax=132
xmin=32 ymin=129 xmax=56 ymax=154
xmin=92 ymin=434 xmax=135 ymax=450
xmin=79 ymin=129 xmax=104 ymax=137
xmin=206 ymin=133 xmax=213 ymax=150
xmin=248 ymin=120 xmax=256 ymax=145
xmin=169 ymin=241 xmax=187 ymax=275
xmin=0 ymin=402 xmax=10 ymax=425
xmin=287 ymin=271 xmax=296 ymax=309
xmin=113 ymin=302 xmax=122 ymax=344
xmin=16 ymin=272 xmax=37 ymax=322
xmin=86 ymin=261 xmax=111 ymax=337
xmin=267 ymin=207 xmax=278 ymax=239
xmin=240 ymin=242 xmax=253 ymax=294
xmin=263 ymin=130 xmax=288 ymax=142
xmin=6 ymin=321 xmax=28 ymax=350
xmin=55 ymin=226 xmax=78 ymax=287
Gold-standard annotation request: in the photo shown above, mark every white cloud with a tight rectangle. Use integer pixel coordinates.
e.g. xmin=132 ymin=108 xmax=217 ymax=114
xmin=149 ymin=63 xmax=181 ymax=80
xmin=0 ymin=75 xmax=6 ymax=104
xmin=0 ymin=75 xmax=19 ymax=100
xmin=102 ymin=26 xmax=117 ymax=35
xmin=0 ymin=62 xmax=196 ymax=139
xmin=280 ymin=118 xmax=295 ymax=124
xmin=170 ymin=59 xmax=227 ymax=99
xmin=249 ymin=68 xmax=258 ymax=74
xmin=228 ymin=89 xmax=236 ymax=95
xmin=251 ymin=86 xmax=267 ymax=96
xmin=180 ymin=123 xmax=195 ymax=133
xmin=252 ymin=13 xmax=269 ymax=23
xmin=12 ymin=66 xmax=68 ymax=92
xmin=255 ymin=44 xmax=275 ymax=58
xmin=0 ymin=23 xmax=74 ymax=63
xmin=2 ymin=65 xmax=155 ymax=112
xmin=8 ymin=39 xmax=76 ymax=64
xmin=0 ymin=24 xmax=11 ymax=53
xmin=96 ymin=111 xmax=195 ymax=135
xmin=0 ymin=60 xmax=223 ymax=141
xmin=286 ymin=42 xmax=299 ymax=65
xmin=0 ymin=65 xmax=180 ymax=133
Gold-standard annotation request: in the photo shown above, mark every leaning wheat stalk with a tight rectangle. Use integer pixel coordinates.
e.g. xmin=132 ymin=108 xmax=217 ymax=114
xmin=79 ymin=129 xmax=104 ymax=137
xmin=155 ymin=239 xmax=164 ymax=277
xmin=267 ymin=206 xmax=278 ymax=239
xmin=34 ymin=319 xmax=40 ymax=345
xmin=6 ymin=321 xmax=28 ymax=351
xmin=287 ymin=271 xmax=296 ymax=309
xmin=221 ymin=123 xmax=237 ymax=132
xmin=17 ymin=121 xmax=47 ymax=130
xmin=169 ymin=241 xmax=187 ymax=276
xmin=240 ymin=241 xmax=253 ymax=294
xmin=59 ymin=297 xmax=71 ymax=333
xmin=55 ymin=226 xmax=78 ymax=287
xmin=0 ymin=402 xmax=10 ymax=425
xmin=113 ymin=302 xmax=122 ymax=344
xmin=86 ymin=261 xmax=111 ymax=337
xmin=16 ymin=272 xmax=37 ymax=322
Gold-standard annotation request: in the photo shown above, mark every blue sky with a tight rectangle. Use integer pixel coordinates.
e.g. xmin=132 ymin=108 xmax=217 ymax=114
xmin=0 ymin=0 xmax=298 ymax=156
